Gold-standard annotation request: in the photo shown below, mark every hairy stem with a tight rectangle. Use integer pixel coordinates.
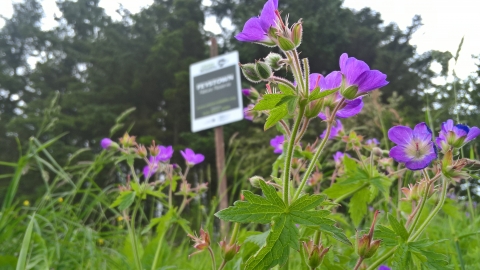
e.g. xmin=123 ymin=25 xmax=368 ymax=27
xmin=207 ymin=247 xmax=217 ymax=270
xmin=353 ymin=257 xmax=364 ymax=270
xmin=366 ymin=248 xmax=397 ymax=270
xmin=407 ymin=169 xmax=431 ymax=233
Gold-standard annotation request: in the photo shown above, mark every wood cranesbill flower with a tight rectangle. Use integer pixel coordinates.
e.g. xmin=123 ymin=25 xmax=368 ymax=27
xmin=315 ymin=72 xmax=364 ymax=120
xmin=244 ymin=104 xmax=255 ymax=121
xmin=366 ymin=138 xmax=380 ymax=146
xmin=388 ymin=122 xmax=437 ymax=170
xmin=338 ymin=53 xmax=389 ymax=99
xmin=333 ymin=151 xmax=351 ymax=165
xmin=436 ymin=119 xmax=480 ymax=152
xmin=270 ymin=135 xmax=284 ymax=154
xmin=235 ymin=0 xmax=278 ymax=46
xmin=181 ymin=148 xmax=205 ymax=166
xmin=155 ymin=145 xmax=174 ymax=162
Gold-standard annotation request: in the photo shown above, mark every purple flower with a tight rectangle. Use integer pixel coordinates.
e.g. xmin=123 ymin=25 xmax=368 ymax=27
xmin=155 ymin=145 xmax=174 ymax=162
xmin=366 ymin=138 xmax=380 ymax=146
xmin=100 ymin=138 xmax=113 ymax=149
xmin=378 ymin=266 xmax=391 ymax=270
xmin=338 ymin=53 xmax=389 ymax=99
xmin=333 ymin=151 xmax=351 ymax=164
xmin=320 ymin=120 xmax=343 ymax=139
xmin=436 ymin=119 xmax=480 ymax=151
xmin=143 ymin=156 xmax=159 ymax=179
xmin=316 ymin=72 xmax=364 ymax=120
xmin=242 ymin=89 xmax=251 ymax=96
xmin=235 ymin=0 xmax=278 ymax=45
xmin=244 ymin=104 xmax=255 ymax=121
xmin=181 ymin=148 xmax=205 ymax=166
xmin=270 ymin=135 xmax=284 ymax=154
xmin=388 ymin=122 xmax=437 ymax=170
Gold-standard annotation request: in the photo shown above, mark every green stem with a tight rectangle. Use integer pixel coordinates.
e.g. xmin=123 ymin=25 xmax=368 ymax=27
xmin=302 ymin=58 xmax=310 ymax=98
xmin=285 ymin=51 xmax=304 ymax=94
xmin=229 ymin=223 xmax=240 ymax=246
xmin=366 ymin=247 xmax=397 ymax=270
xmin=407 ymin=169 xmax=431 ymax=234
xmin=207 ymin=247 xmax=217 ymax=270
xmin=409 ymin=176 xmax=449 ymax=241
xmin=353 ymin=257 xmax=364 ymax=270
xmin=151 ymin=230 xmax=167 ymax=270
xmin=293 ymin=100 xmax=344 ymax=201
xmin=283 ymin=104 xmax=306 ymax=205
xmin=125 ymin=205 xmax=142 ymax=270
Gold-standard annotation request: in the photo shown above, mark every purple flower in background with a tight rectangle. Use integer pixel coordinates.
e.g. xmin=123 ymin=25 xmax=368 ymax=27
xmin=316 ymin=71 xmax=364 ymax=120
xmin=338 ymin=53 xmax=389 ymax=99
xmin=378 ymin=266 xmax=391 ymax=270
xmin=388 ymin=122 xmax=437 ymax=170
xmin=244 ymin=104 xmax=255 ymax=121
xmin=235 ymin=0 xmax=278 ymax=45
xmin=100 ymin=138 xmax=113 ymax=149
xmin=436 ymin=119 xmax=480 ymax=151
xmin=270 ymin=135 xmax=284 ymax=154
xmin=333 ymin=151 xmax=351 ymax=165
xmin=242 ymin=89 xmax=251 ymax=96
xmin=143 ymin=157 xmax=159 ymax=179
xmin=320 ymin=120 xmax=343 ymax=139
xmin=181 ymin=148 xmax=205 ymax=166
xmin=155 ymin=145 xmax=174 ymax=162
xmin=366 ymin=138 xmax=380 ymax=146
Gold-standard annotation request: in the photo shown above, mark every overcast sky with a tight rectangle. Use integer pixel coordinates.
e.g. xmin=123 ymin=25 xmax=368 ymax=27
xmin=1 ymin=0 xmax=479 ymax=79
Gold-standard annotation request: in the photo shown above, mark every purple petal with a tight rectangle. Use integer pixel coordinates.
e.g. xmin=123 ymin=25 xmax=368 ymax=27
xmin=320 ymin=71 xmax=342 ymax=90
xmin=100 ymin=138 xmax=112 ymax=149
xmin=259 ymin=0 xmax=277 ymax=32
xmin=389 ymin=146 xmax=411 ymax=163
xmin=336 ymin=98 xmax=363 ymax=118
xmin=378 ymin=265 xmax=391 ymax=270
xmin=194 ymin=154 xmax=205 ymax=164
xmin=441 ymin=119 xmax=454 ymax=133
xmin=413 ymin=122 xmax=432 ymax=135
xmin=308 ymin=73 xmax=322 ymax=91
xmin=339 ymin=53 xmax=348 ymax=71
xmin=405 ymin=158 xmax=431 ymax=170
xmin=466 ymin=126 xmax=480 ymax=142
xmin=355 ymin=70 xmax=389 ymax=93
xmin=235 ymin=18 xmax=268 ymax=42
xmin=318 ymin=112 xmax=326 ymax=120
xmin=388 ymin=126 xmax=413 ymax=145
xmin=342 ymin=57 xmax=370 ymax=86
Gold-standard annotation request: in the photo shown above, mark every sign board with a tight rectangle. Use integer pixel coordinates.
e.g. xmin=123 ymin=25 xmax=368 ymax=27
xmin=189 ymin=51 xmax=243 ymax=132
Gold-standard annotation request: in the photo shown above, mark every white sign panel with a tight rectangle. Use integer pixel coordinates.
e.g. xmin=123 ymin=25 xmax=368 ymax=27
xmin=189 ymin=51 xmax=243 ymax=132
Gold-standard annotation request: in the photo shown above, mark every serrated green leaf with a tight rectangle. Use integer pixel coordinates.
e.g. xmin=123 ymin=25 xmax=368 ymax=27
xmin=348 ymin=187 xmax=370 ymax=226
xmin=388 ymin=213 xmax=409 ymax=241
xmin=375 ymin=225 xmax=398 ymax=246
xmin=265 ymin=106 xmax=288 ymax=130
xmin=245 ymin=214 xmax=298 ymax=270
xmin=319 ymin=222 xmax=351 ymax=245
xmin=110 ymin=191 xmax=136 ymax=210
xmin=277 ymin=83 xmax=296 ymax=95
xmin=290 ymin=210 xmax=331 ymax=226
xmin=343 ymin=156 xmax=357 ymax=172
xmin=244 ymin=230 xmax=270 ymax=247
xmin=289 ymin=194 xmax=326 ymax=211
xmin=276 ymin=95 xmax=297 ymax=107
xmin=308 ymin=87 xmax=338 ymax=102
xmin=254 ymin=94 xmax=290 ymax=111
xmin=286 ymin=97 xmax=297 ymax=115
xmin=323 ymin=181 xmax=365 ymax=199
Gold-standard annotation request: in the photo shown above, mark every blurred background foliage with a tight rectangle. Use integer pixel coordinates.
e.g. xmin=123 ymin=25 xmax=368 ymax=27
xmin=0 ymin=0 xmax=478 ymax=201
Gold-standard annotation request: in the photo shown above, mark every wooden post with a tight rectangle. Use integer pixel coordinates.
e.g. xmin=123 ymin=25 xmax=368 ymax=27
xmin=210 ymin=37 xmax=229 ymax=236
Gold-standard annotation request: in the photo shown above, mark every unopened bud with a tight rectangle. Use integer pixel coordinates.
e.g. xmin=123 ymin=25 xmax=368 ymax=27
xmin=119 ymin=133 xmax=136 ymax=147
xmin=264 ymin=52 xmax=284 ymax=71
xmin=255 ymin=61 xmax=272 ymax=80
xmin=372 ymin=147 xmax=383 ymax=157
xmin=219 ymin=239 xmax=241 ymax=262
xmin=302 ymin=241 xmax=329 ymax=269
xmin=148 ymin=142 xmax=159 ymax=156
xmin=291 ymin=21 xmax=303 ymax=47
xmin=249 ymin=176 xmax=265 ymax=188
xmin=305 ymin=99 xmax=324 ymax=119
xmin=340 ymin=85 xmax=359 ymax=100
xmin=277 ymin=36 xmax=296 ymax=51
xmin=136 ymin=145 xmax=148 ymax=158
xmin=240 ymin=63 xmax=262 ymax=83
xmin=363 ymin=239 xmax=381 ymax=258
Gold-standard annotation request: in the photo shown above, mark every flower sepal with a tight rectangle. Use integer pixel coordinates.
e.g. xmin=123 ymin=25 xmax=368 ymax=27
xmin=240 ymin=63 xmax=262 ymax=83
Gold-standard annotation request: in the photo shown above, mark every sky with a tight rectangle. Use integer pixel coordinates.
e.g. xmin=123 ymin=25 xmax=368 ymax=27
xmin=1 ymin=0 xmax=479 ymax=79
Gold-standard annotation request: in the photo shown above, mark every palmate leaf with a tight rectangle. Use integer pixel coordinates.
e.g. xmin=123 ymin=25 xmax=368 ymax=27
xmin=216 ymin=182 xmax=350 ymax=269
xmin=245 ymin=214 xmax=299 ymax=270
xmin=253 ymin=93 xmax=294 ymax=111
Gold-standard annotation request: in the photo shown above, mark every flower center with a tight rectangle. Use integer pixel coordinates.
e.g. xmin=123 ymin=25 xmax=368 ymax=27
xmin=405 ymin=138 xmax=429 ymax=159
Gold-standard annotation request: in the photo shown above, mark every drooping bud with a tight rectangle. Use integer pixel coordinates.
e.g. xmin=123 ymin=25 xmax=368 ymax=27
xmin=290 ymin=21 xmax=303 ymax=47
xmin=255 ymin=61 xmax=273 ymax=80
xmin=277 ymin=36 xmax=296 ymax=51
xmin=372 ymin=147 xmax=383 ymax=157
xmin=219 ymin=238 xmax=241 ymax=262
xmin=249 ymin=176 xmax=265 ymax=188
xmin=101 ymin=138 xmax=119 ymax=150
xmin=302 ymin=241 xmax=329 ymax=269
xmin=264 ymin=52 xmax=284 ymax=71
xmin=240 ymin=63 xmax=262 ymax=83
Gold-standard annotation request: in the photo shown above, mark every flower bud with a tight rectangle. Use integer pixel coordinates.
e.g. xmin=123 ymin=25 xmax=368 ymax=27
xmin=340 ymin=85 xmax=359 ymax=100
xmin=101 ymin=138 xmax=119 ymax=150
xmin=135 ymin=145 xmax=148 ymax=158
xmin=372 ymin=147 xmax=383 ymax=157
xmin=277 ymin=36 xmax=296 ymax=51
xmin=291 ymin=21 xmax=303 ymax=47
xmin=240 ymin=63 xmax=262 ymax=83
xmin=188 ymin=228 xmax=211 ymax=257
xmin=219 ymin=239 xmax=241 ymax=262
xmin=264 ymin=52 xmax=284 ymax=71
xmin=302 ymin=241 xmax=329 ymax=269
xmin=356 ymin=210 xmax=381 ymax=259
xmin=363 ymin=239 xmax=381 ymax=259
xmin=249 ymin=176 xmax=265 ymax=188
xmin=255 ymin=61 xmax=272 ymax=80
xmin=305 ymin=99 xmax=324 ymax=119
